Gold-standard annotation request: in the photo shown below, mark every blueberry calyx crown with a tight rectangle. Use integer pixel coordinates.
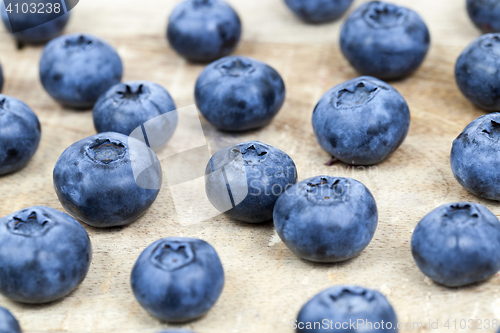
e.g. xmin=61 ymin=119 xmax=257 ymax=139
xmin=335 ymin=81 xmax=382 ymax=108
xmin=86 ymin=138 xmax=126 ymax=164
xmin=481 ymin=120 xmax=500 ymax=138
xmin=116 ymin=84 xmax=145 ymax=101
xmin=64 ymin=35 xmax=94 ymax=49
xmin=6 ymin=210 xmax=53 ymax=236
xmin=328 ymin=287 xmax=376 ymax=312
xmin=240 ymin=143 xmax=268 ymax=165
xmin=0 ymin=98 xmax=6 ymax=110
xmin=441 ymin=203 xmax=480 ymax=226
xmin=363 ymin=1 xmax=407 ymax=28
xmin=303 ymin=177 xmax=349 ymax=203
xmin=150 ymin=240 xmax=195 ymax=271
xmin=481 ymin=35 xmax=500 ymax=55
xmin=218 ymin=58 xmax=255 ymax=77
xmin=330 ymin=287 xmax=376 ymax=301
xmin=192 ymin=0 xmax=213 ymax=8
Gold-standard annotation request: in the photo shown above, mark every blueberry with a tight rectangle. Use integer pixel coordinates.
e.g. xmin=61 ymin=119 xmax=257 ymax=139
xmin=455 ymin=34 xmax=500 ymax=111
xmin=274 ymin=176 xmax=377 ymax=262
xmin=411 ymin=202 xmax=500 ymax=287
xmin=0 ymin=307 xmax=21 ymax=333
xmin=195 ymin=56 xmax=286 ymax=131
xmin=0 ymin=94 xmax=41 ymax=175
xmin=39 ymin=33 xmax=123 ymax=109
xmin=284 ymin=0 xmax=354 ymax=23
xmin=1 ymin=0 xmax=70 ymax=44
xmin=296 ymin=285 xmax=398 ymax=332
xmin=167 ymin=0 xmax=241 ymax=62
xmin=0 ymin=206 xmax=92 ymax=303
xmin=0 ymin=61 xmax=4 ymax=92
xmin=93 ymin=81 xmax=178 ymax=147
xmin=131 ymin=237 xmax=224 ymax=323
xmin=340 ymin=1 xmax=430 ymax=80
xmin=467 ymin=0 xmax=500 ymax=33
xmin=205 ymin=141 xmax=297 ymax=223
xmin=53 ymin=132 xmax=162 ymax=228
xmin=312 ymin=76 xmax=410 ymax=165
xmin=451 ymin=113 xmax=500 ymax=200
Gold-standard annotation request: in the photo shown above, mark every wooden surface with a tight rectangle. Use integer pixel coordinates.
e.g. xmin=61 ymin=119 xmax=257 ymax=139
xmin=0 ymin=0 xmax=498 ymax=332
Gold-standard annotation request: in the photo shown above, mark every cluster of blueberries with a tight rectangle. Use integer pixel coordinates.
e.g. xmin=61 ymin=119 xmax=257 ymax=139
xmin=1 ymin=0 xmax=500 ymax=332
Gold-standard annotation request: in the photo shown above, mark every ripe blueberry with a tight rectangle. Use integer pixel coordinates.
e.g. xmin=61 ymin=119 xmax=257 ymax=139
xmin=195 ymin=56 xmax=286 ymax=131
xmin=340 ymin=1 xmax=430 ymax=80
xmin=296 ymin=285 xmax=398 ymax=333
xmin=411 ymin=202 xmax=500 ymax=287
xmin=0 ymin=94 xmax=41 ymax=175
xmin=284 ymin=0 xmax=354 ymax=23
xmin=312 ymin=76 xmax=410 ymax=165
xmin=0 ymin=0 xmax=70 ymax=44
xmin=0 ymin=307 xmax=21 ymax=333
xmin=93 ymin=81 xmax=178 ymax=147
xmin=131 ymin=237 xmax=224 ymax=323
xmin=39 ymin=33 xmax=123 ymax=109
xmin=205 ymin=141 xmax=297 ymax=223
xmin=167 ymin=0 xmax=241 ymax=62
xmin=273 ymin=176 xmax=377 ymax=262
xmin=451 ymin=113 xmax=500 ymax=200
xmin=467 ymin=0 xmax=500 ymax=33
xmin=0 ymin=206 xmax=92 ymax=303
xmin=455 ymin=33 xmax=500 ymax=111
xmin=0 ymin=61 xmax=3 ymax=92
xmin=53 ymin=132 xmax=162 ymax=228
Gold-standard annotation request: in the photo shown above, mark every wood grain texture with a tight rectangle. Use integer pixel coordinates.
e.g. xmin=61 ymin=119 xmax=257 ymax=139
xmin=0 ymin=0 xmax=498 ymax=332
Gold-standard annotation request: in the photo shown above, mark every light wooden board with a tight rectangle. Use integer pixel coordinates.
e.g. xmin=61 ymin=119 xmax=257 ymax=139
xmin=0 ymin=0 xmax=498 ymax=332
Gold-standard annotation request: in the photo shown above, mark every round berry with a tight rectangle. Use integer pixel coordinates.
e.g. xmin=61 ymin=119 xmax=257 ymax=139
xmin=455 ymin=33 xmax=500 ymax=111
xmin=53 ymin=132 xmax=162 ymax=227
xmin=205 ymin=141 xmax=297 ymax=223
xmin=340 ymin=1 xmax=430 ymax=80
xmin=284 ymin=0 xmax=354 ymax=23
xmin=1 ymin=1 xmax=70 ymax=44
xmin=167 ymin=0 xmax=241 ymax=62
xmin=39 ymin=33 xmax=123 ymax=109
xmin=93 ymin=81 xmax=177 ymax=148
xmin=296 ymin=285 xmax=398 ymax=332
xmin=0 ymin=206 xmax=92 ymax=303
xmin=411 ymin=202 xmax=500 ymax=287
xmin=0 ymin=307 xmax=21 ymax=333
xmin=131 ymin=237 xmax=224 ymax=323
xmin=0 ymin=61 xmax=4 ymax=92
xmin=467 ymin=0 xmax=500 ymax=33
xmin=312 ymin=76 xmax=410 ymax=165
xmin=451 ymin=113 xmax=500 ymax=200
xmin=195 ymin=56 xmax=285 ymax=131
xmin=273 ymin=176 xmax=377 ymax=262
xmin=0 ymin=94 xmax=41 ymax=175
